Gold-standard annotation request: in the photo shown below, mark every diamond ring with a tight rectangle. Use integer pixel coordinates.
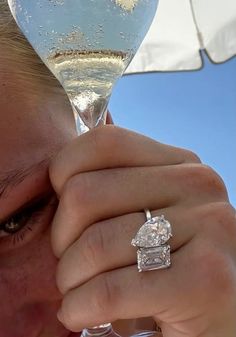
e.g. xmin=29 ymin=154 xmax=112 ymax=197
xmin=131 ymin=209 xmax=172 ymax=272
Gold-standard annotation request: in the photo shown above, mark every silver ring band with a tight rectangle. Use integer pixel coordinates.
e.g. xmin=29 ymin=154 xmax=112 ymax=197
xmin=144 ymin=208 xmax=152 ymax=221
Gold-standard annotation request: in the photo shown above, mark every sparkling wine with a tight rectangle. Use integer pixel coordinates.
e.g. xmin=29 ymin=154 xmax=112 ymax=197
xmin=9 ymin=0 xmax=157 ymax=60
xmin=8 ymin=0 xmax=158 ymax=129
xmin=47 ymin=49 xmax=129 ymax=129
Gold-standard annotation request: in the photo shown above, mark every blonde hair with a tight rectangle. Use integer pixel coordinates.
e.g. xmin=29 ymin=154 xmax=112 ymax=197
xmin=0 ymin=0 xmax=63 ymax=90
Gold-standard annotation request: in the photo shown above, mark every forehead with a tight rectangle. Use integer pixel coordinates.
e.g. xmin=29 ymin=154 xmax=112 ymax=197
xmin=0 ymin=68 xmax=52 ymax=162
xmin=0 ymin=59 xmax=75 ymax=169
xmin=0 ymin=58 xmax=75 ymax=216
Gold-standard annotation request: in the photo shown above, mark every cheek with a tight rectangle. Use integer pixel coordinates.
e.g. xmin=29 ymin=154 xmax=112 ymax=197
xmin=0 ymin=228 xmax=61 ymax=319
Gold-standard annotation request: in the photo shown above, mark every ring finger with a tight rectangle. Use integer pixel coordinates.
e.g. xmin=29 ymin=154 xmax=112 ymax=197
xmin=51 ymin=163 xmax=226 ymax=258
xmin=56 ymin=206 xmax=198 ymax=295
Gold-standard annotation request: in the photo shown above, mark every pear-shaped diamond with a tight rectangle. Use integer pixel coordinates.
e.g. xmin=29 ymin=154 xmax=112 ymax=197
xmin=131 ymin=215 xmax=172 ymax=248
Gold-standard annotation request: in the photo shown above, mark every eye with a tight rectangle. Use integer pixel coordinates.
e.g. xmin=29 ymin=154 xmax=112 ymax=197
xmin=0 ymin=195 xmax=55 ymax=246
xmin=0 ymin=213 xmax=30 ymax=236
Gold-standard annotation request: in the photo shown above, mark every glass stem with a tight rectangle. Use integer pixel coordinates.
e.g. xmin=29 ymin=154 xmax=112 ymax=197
xmin=81 ymin=324 xmax=114 ymax=337
xmin=70 ymin=94 xmax=109 ymax=135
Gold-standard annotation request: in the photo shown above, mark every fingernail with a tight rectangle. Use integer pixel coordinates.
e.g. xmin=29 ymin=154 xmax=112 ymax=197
xmin=57 ymin=309 xmax=64 ymax=323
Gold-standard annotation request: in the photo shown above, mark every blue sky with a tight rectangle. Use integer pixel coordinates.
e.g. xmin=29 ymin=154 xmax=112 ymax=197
xmin=109 ymin=53 xmax=236 ymax=207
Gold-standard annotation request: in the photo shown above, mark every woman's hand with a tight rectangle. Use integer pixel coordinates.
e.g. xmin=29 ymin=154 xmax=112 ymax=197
xmin=49 ymin=125 xmax=236 ymax=337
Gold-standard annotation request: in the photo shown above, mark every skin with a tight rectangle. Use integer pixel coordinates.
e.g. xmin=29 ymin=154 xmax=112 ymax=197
xmin=1 ymin=55 xmax=236 ymax=337
xmin=0 ymin=61 xmax=77 ymax=337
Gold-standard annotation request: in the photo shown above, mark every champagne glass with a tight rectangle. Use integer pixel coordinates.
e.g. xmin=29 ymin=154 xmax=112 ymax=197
xmin=8 ymin=0 xmax=158 ymax=133
xmin=7 ymin=0 xmax=160 ymax=336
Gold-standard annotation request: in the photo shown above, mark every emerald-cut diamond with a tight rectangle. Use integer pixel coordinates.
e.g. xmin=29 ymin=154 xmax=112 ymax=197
xmin=131 ymin=215 xmax=172 ymax=248
xmin=137 ymin=245 xmax=171 ymax=272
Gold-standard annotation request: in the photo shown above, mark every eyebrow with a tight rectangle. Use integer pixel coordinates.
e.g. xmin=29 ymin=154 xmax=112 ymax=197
xmin=0 ymin=158 xmax=50 ymax=199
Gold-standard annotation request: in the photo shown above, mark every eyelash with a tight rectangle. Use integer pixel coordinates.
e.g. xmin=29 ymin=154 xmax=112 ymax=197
xmin=0 ymin=198 xmax=49 ymax=246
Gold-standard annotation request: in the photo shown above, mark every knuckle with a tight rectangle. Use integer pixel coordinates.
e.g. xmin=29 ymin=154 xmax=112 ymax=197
xmin=62 ymin=173 xmax=94 ymax=211
xmin=60 ymin=295 xmax=78 ymax=332
xmin=195 ymin=244 xmax=236 ymax=301
xmin=182 ymin=149 xmax=202 ymax=163
xmin=218 ymin=203 xmax=236 ymax=235
xmin=56 ymin=257 xmax=71 ymax=295
xmin=49 ymin=142 xmax=74 ymax=194
xmin=81 ymin=225 xmax=106 ymax=269
xmin=56 ymin=261 xmax=65 ymax=294
xmin=49 ymin=154 xmax=62 ymax=192
xmin=89 ymin=125 xmax=124 ymax=153
xmin=93 ymin=273 xmax=118 ymax=318
xmin=203 ymin=202 xmax=236 ymax=238
xmin=186 ymin=164 xmax=228 ymax=199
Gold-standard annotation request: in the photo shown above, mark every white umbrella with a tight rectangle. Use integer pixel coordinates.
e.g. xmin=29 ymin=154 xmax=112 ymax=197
xmin=126 ymin=0 xmax=236 ymax=73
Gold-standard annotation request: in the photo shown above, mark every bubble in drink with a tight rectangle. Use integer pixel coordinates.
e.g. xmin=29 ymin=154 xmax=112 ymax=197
xmin=8 ymin=0 xmax=158 ymax=130
xmin=48 ymin=49 xmax=129 ymax=129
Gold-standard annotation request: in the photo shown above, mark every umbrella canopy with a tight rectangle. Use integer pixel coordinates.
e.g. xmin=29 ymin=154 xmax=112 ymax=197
xmin=126 ymin=0 xmax=236 ymax=73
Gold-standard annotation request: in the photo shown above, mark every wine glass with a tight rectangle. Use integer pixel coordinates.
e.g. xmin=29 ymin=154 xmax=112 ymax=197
xmin=7 ymin=0 xmax=160 ymax=336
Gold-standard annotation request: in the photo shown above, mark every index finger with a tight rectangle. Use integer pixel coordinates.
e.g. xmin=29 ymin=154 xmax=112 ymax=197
xmin=49 ymin=125 xmax=200 ymax=195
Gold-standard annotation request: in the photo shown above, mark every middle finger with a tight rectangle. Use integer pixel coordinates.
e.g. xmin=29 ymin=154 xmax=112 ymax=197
xmin=51 ymin=164 xmax=222 ymax=257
